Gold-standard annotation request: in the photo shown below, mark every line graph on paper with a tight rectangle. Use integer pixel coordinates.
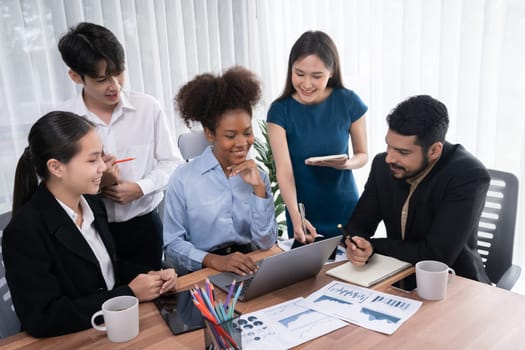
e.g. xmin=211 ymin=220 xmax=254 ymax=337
xmin=324 ymin=282 xmax=374 ymax=303
xmin=277 ymin=309 xmax=339 ymax=338
xmin=306 ymin=282 xmax=373 ymax=322
xmin=263 ymin=301 xmax=341 ymax=338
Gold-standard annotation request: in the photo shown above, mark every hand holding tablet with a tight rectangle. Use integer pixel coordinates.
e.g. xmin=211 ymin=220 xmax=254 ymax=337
xmin=305 ymin=154 xmax=348 ymax=165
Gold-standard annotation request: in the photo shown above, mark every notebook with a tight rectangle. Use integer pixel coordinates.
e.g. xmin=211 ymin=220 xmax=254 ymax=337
xmin=326 ymin=253 xmax=412 ymax=287
xmin=209 ymin=235 xmax=342 ymax=301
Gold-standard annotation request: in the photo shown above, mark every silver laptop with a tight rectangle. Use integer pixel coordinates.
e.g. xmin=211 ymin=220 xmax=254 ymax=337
xmin=208 ymin=235 xmax=342 ymax=301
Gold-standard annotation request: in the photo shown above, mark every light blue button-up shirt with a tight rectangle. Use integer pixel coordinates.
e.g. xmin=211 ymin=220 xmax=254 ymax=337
xmin=163 ymin=146 xmax=277 ymax=274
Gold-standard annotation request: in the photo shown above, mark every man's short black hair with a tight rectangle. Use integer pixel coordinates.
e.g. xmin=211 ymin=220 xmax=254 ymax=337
xmin=387 ymin=95 xmax=449 ymax=150
xmin=58 ymin=22 xmax=125 ymax=78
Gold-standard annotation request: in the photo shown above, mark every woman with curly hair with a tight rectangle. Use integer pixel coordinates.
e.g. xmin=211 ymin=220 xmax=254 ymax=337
xmin=163 ymin=66 xmax=277 ymax=275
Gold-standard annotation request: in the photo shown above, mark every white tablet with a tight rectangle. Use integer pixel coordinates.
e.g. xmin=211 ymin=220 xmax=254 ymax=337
xmin=305 ymin=154 xmax=348 ymax=164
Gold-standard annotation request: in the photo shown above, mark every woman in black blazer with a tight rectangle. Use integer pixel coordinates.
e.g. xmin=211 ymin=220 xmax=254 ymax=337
xmin=2 ymin=112 xmax=177 ymax=337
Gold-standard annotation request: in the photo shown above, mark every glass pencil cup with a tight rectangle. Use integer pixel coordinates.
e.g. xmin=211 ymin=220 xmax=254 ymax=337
xmin=204 ymin=315 xmax=242 ymax=350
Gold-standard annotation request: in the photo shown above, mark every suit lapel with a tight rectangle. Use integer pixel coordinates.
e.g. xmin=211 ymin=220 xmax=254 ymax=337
xmin=35 ymin=185 xmax=99 ymax=266
xmin=86 ymin=195 xmax=122 ymax=283
xmin=403 ymin=146 xmax=449 ymax=239
xmin=86 ymin=195 xmax=118 ymax=264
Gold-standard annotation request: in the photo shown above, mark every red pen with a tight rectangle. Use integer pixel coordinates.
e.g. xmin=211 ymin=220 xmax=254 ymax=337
xmin=113 ymin=157 xmax=135 ymax=165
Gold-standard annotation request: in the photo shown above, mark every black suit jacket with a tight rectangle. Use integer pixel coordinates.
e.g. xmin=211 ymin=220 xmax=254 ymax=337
xmin=346 ymin=142 xmax=491 ymax=283
xmin=2 ymin=184 xmax=148 ymax=337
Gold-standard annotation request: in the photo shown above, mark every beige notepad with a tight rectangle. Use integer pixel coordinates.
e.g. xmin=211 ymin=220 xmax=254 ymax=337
xmin=326 ymin=254 xmax=412 ymax=287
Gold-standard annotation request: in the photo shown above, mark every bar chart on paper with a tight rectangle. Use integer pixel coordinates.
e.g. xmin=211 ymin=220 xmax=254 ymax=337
xmin=300 ymin=281 xmax=422 ymax=334
xmin=370 ymin=295 xmax=410 ymax=310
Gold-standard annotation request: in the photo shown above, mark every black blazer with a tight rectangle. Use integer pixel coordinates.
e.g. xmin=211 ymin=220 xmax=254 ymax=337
xmin=2 ymin=184 xmax=148 ymax=337
xmin=347 ymin=142 xmax=491 ymax=283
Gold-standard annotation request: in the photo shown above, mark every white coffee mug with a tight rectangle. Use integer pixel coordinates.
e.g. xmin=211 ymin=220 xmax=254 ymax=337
xmin=91 ymin=295 xmax=139 ymax=342
xmin=415 ymin=260 xmax=455 ymax=301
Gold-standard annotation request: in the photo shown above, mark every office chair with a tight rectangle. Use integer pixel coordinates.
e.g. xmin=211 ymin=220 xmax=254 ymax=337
xmin=477 ymin=169 xmax=521 ymax=290
xmin=177 ymin=130 xmax=210 ymax=161
xmin=159 ymin=130 xmax=209 ymax=268
xmin=159 ymin=130 xmax=209 ymax=220
xmin=0 ymin=211 xmax=21 ymax=338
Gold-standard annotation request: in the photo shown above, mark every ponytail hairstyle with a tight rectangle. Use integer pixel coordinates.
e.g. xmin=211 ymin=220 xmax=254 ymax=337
xmin=12 ymin=111 xmax=96 ymax=213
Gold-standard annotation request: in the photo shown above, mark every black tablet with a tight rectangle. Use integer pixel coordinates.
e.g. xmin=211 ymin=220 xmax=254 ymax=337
xmin=154 ymin=290 xmax=204 ymax=335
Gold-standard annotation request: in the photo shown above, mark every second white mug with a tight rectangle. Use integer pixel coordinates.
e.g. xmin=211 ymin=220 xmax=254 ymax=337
xmin=415 ymin=260 xmax=455 ymax=301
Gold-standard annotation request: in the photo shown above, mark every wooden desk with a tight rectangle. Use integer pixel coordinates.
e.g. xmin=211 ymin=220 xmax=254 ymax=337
xmin=1 ymin=245 xmax=524 ymax=349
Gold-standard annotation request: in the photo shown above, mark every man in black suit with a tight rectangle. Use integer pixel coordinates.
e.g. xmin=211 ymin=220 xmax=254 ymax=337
xmin=345 ymin=95 xmax=491 ymax=283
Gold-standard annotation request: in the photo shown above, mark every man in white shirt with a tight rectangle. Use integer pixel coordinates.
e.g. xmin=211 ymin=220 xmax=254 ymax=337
xmin=57 ymin=22 xmax=181 ymax=269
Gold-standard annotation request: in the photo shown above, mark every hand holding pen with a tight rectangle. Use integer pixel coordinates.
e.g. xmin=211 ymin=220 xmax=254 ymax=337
xmin=100 ymin=153 xmax=120 ymax=188
xmin=337 ymin=224 xmax=373 ymax=266
xmin=295 ymin=203 xmax=318 ymax=244
xmin=337 ymin=224 xmax=360 ymax=247
xmin=298 ymin=203 xmax=307 ymax=238
xmin=100 ymin=155 xmax=135 ymax=188
xmin=113 ymin=157 xmax=135 ymax=165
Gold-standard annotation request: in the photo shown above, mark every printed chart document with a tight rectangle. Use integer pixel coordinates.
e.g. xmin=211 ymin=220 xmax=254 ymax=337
xmin=300 ymin=281 xmax=422 ymax=335
xmin=326 ymin=253 xmax=411 ymax=287
xmin=237 ymin=297 xmax=347 ymax=349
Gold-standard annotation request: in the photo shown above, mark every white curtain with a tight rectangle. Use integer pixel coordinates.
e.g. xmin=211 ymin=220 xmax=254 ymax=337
xmin=251 ymin=0 xmax=525 ymax=290
xmin=1 ymin=0 xmax=524 ymax=289
xmin=0 ymin=0 xmax=247 ymax=212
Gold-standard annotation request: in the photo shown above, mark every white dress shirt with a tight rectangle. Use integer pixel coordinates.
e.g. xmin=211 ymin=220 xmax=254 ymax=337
xmin=56 ymin=196 xmax=115 ymax=290
xmin=58 ymin=91 xmax=182 ymax=222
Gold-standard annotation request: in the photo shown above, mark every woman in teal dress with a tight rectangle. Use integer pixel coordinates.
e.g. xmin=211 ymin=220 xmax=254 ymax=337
xmin=267 ymin=31 xmax=368 ymax=242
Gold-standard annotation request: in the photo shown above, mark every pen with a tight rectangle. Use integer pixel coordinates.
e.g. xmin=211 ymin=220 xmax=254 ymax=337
xmin=298 ymin=202 xmax=307 ymax=237
xmin=113 ymin=157 xmax=135 ymax=164
xmin=337 ymin=223 xmax=359 ymax=247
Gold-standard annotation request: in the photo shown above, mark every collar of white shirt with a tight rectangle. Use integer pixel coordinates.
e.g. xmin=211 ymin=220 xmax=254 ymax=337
xmin=71 ymin=90 xmax=136 ymax=126
xmin=55 ymin=195 xmax=94 ymax=229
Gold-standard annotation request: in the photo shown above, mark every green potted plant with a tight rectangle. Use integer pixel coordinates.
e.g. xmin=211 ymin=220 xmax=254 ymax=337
xmin=253 ymin=120 xmax=287 ymax=238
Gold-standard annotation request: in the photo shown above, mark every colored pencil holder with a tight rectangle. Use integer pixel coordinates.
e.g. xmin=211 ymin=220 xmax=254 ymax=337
xmin=204 ymin=313 xmax=242 ymax=350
